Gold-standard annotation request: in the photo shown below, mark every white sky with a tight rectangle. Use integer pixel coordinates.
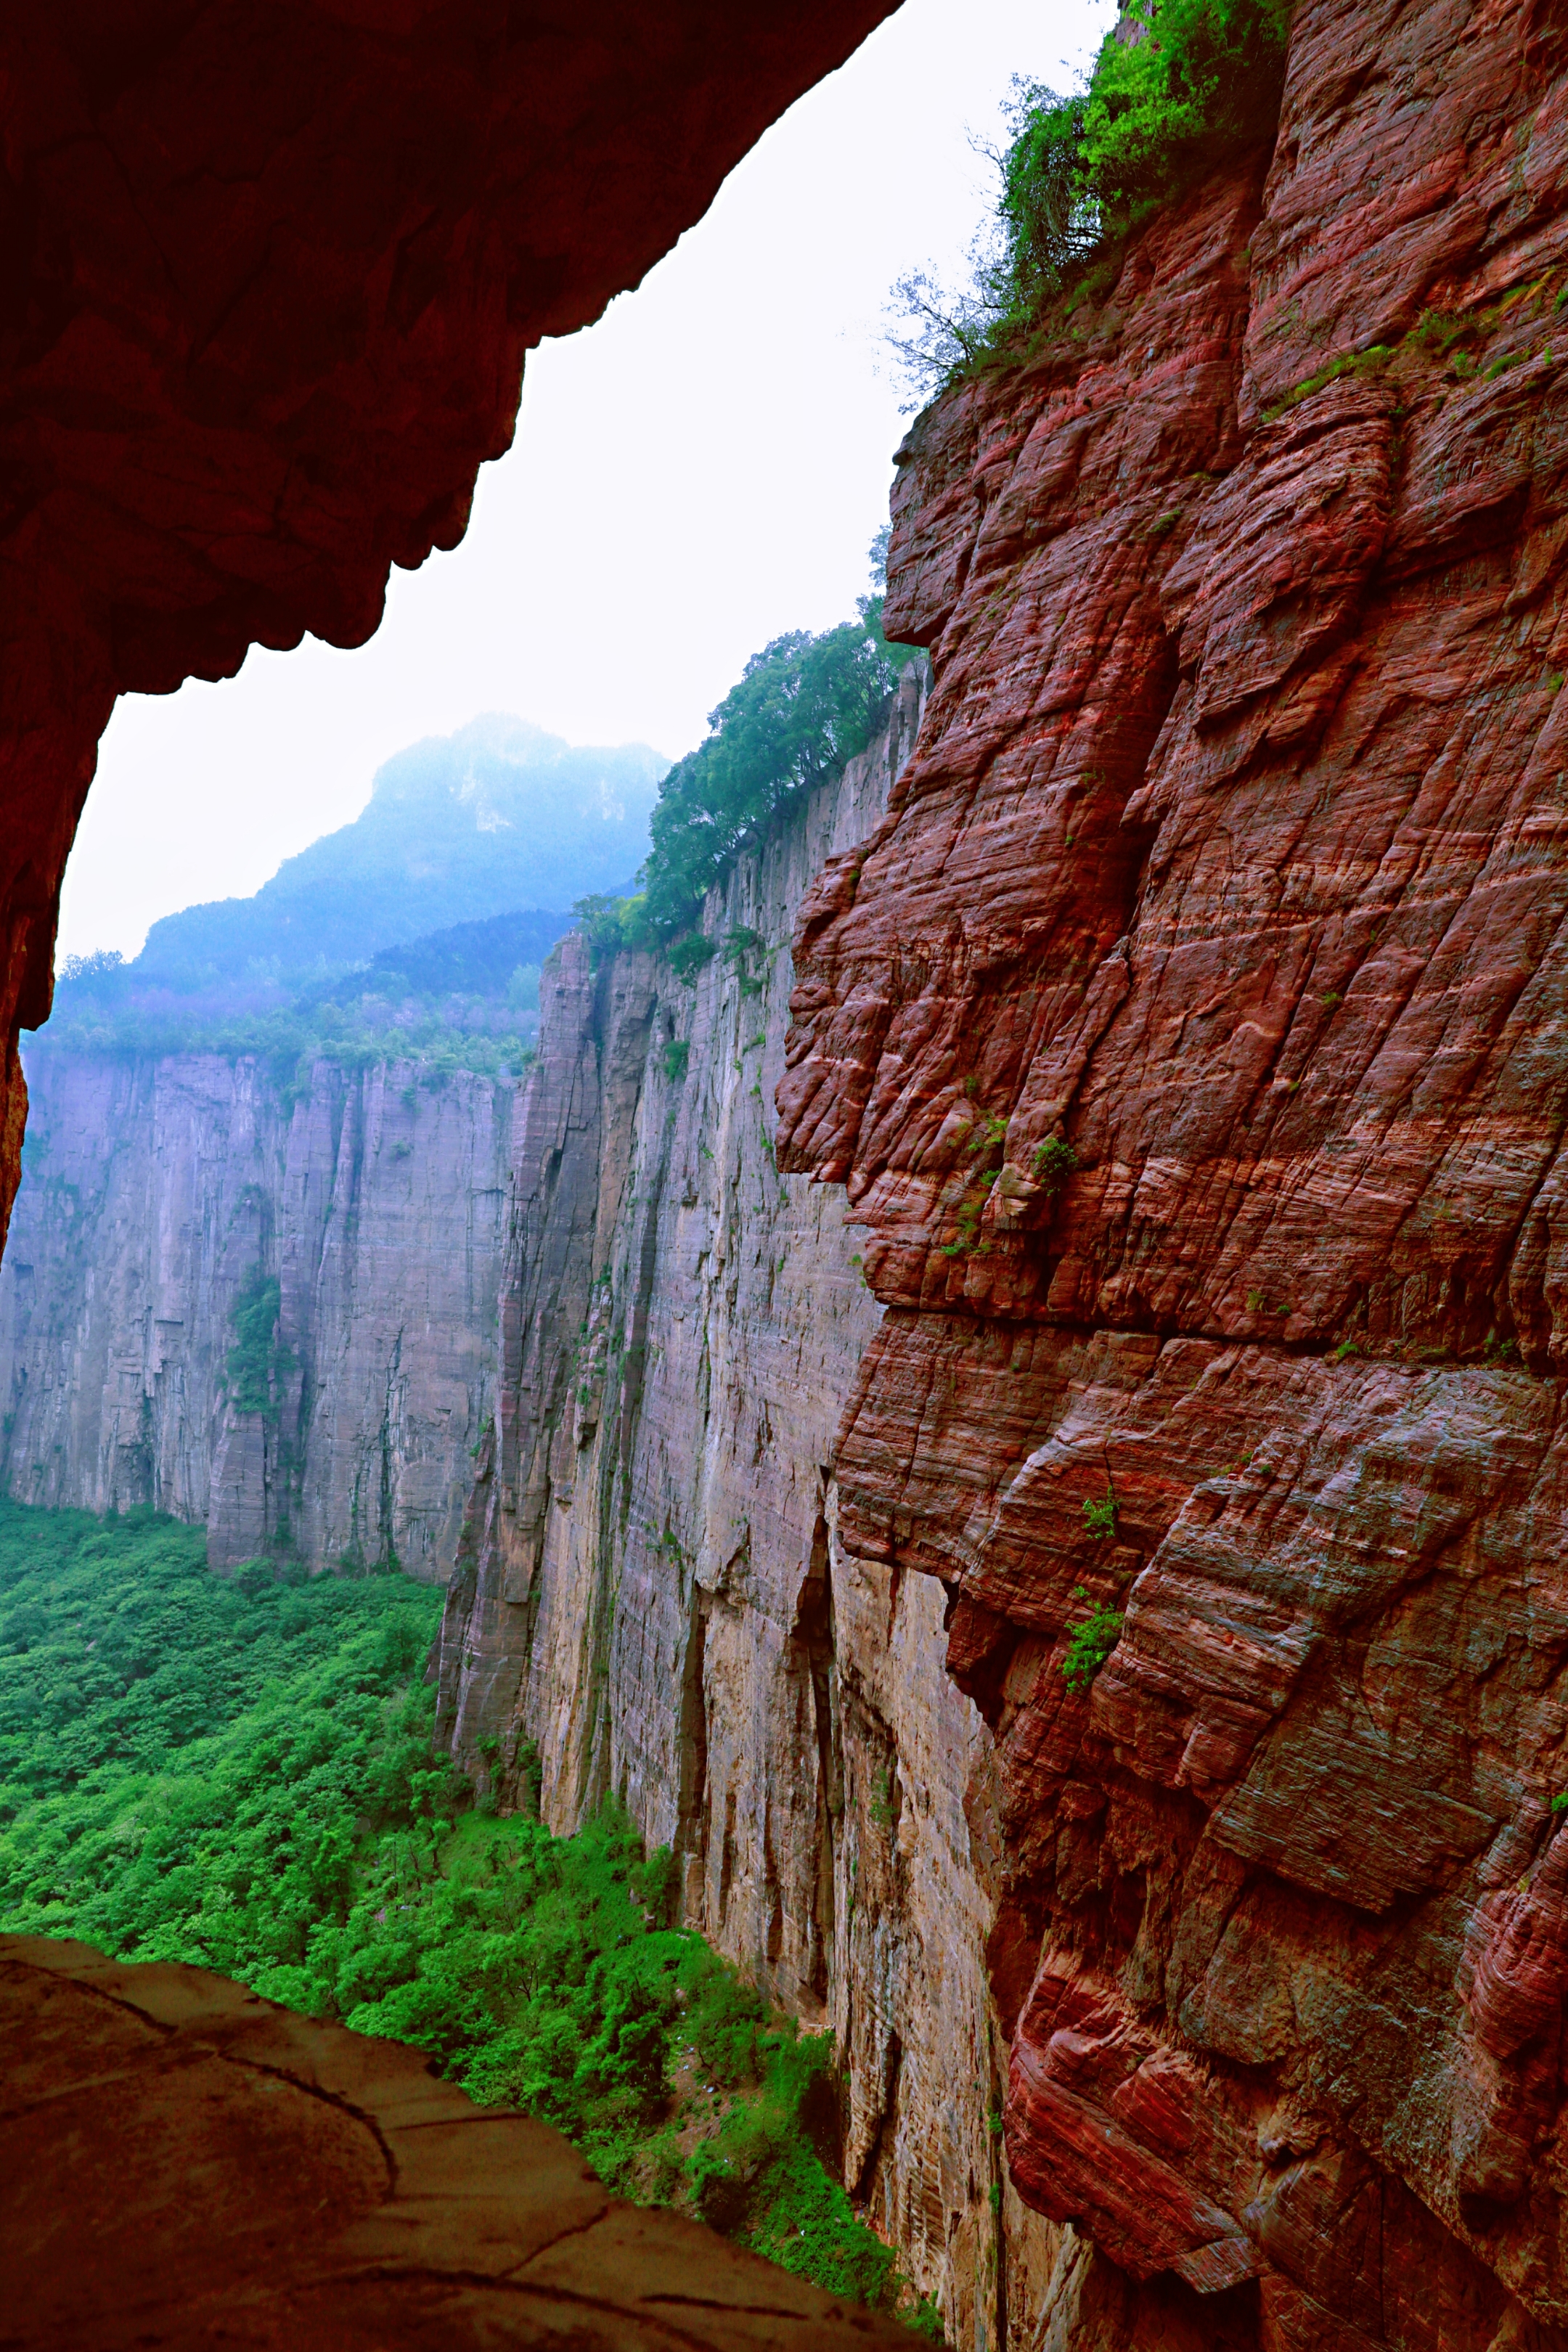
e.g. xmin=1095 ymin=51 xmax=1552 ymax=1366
xmin=60 ymin=0 xmax=1114 ymax=961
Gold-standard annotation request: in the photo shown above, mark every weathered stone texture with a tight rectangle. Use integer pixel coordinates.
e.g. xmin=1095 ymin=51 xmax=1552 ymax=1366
xmin=0 ymin=0 xmax=899 ymax=1257
xmin=772 ymin=0 xmax=1568 ymax=2342
xmin=437 ymin=677 xmax=1058 ymax=2337
xmin=0 ymin=1932 xmax=922 ymax=2351
xmin=0 ymin=1049 xmax=510 ymax=1576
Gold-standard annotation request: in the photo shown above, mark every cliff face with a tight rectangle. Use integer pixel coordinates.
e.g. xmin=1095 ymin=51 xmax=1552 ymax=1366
xmin=437 ymin=677 xmax=1063 ymax=2338
xmin=771 ymin=1 xmax=1568 ymax=2344
xmin=0 ymin=1051 xmax=510 ymax=1577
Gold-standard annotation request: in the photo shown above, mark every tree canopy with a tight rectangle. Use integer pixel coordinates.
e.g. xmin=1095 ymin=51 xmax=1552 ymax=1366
xmin=577 ymin=595 xmax=920 ymax=960
xmin=887 ymin=0 xmax=1292 ymax=398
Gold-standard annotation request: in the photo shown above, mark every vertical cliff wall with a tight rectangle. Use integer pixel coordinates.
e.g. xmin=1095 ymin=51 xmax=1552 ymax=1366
xmin=437 ymin=673 xmax=1062 ymax=2340
xmin=768 ymin=1 xmax=1568 ymax=2345
xmin=0 ymin=1051 xmax=511 ymax=1578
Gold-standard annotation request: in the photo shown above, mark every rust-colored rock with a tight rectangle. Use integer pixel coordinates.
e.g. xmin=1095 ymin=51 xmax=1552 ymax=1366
xmin=777 ymin=0 xmax=1568 ymax=2340
xmin=0 ymin=0 xmax=899 ymax=1254
xmin=436 ymin=685 xmax=1064 ymax=2341
xmin=0 ymin=1931 xmax=923 ymax=2348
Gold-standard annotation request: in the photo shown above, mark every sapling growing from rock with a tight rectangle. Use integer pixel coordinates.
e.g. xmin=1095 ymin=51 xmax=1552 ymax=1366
xmin=1082 ymin=1490 xmax=1116 ymax=1540
xmin=1063 ymin=1591 xmax=1124 ymax=1691
xmin=1031 ymin=1136 xmax=1078 ymax=1195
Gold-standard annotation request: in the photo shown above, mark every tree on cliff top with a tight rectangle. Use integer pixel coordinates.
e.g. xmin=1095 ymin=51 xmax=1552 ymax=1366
xmin=886 ymin=0 xmax=1292 ymax=400
xmin=583 ymin=586 xmax=920 ymax=955
xmin=640 ymin=620 xmax=890 ymax=941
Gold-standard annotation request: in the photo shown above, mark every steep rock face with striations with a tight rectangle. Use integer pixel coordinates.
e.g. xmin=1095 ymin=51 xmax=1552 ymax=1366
xmin=774 ymin=1 xmax=1568 ymax=2345
xmin=0 ymin=0 xmax=899 ymax=1257
xmin=437 ymin=678 xmax=1063 ymax=2343
xmin=0 ymin=1049 xmax=510 ymax=1577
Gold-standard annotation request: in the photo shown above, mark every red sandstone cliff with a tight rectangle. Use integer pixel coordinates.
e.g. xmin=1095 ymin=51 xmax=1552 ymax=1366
xmin=772 ymin=0 xmax=1568 ymax=2342
xmin=0 ymin=0 xmax=898 ymax=1257
xmin=435 ymin=685 xmax=1069 ymax=2342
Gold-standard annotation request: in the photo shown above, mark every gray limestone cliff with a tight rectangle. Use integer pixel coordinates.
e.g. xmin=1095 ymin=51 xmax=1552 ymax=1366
xmin=0 ymin=1051 xmax=512 ymax=1577
xmin=436 ymin=669 xmax=1061 ymax=2340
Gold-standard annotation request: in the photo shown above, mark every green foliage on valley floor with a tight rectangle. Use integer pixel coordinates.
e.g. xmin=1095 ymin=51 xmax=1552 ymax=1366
xmin=0 ymin=1501 xmax=939 ymax=2339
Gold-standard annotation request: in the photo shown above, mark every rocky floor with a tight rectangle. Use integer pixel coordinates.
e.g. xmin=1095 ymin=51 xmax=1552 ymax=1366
xmin=0 ymin=1932 xmax=921 ymax=2351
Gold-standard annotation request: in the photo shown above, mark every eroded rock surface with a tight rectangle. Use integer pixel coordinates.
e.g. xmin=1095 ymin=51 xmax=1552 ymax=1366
xmin=0 ymin=1932 xmax=922 ymax=2350
xmin=0 ymin=0 xmax=899 ymax=1251
xmin=437 ymin=682 xmax=1062 ymax=2340
xmin=0 ymin=1050 xmax=511 ymax=1575
xmin=774 ymin=0 xmax=1568 ymax=2341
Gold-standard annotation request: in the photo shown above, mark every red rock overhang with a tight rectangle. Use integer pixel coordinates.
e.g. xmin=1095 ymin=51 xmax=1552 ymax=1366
xmin=0 ymin=0 xmax=901 ymax=1246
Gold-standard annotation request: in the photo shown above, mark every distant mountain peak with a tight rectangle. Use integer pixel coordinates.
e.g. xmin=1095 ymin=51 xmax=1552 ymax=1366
xmin=133 ymin=716 xmax=668 ymax=987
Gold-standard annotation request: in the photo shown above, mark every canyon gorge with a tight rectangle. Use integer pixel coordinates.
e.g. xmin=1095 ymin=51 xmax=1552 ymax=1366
xmin=435 ymin=669 xmax=1060 ymax=2343
xmin=444 ymin=0 xmax=1568 ymax=2340
xmin=17 ymin=0 xmax=1568 ymax=2347
xmin=0 ymin=0 xmax=898 ymax=1249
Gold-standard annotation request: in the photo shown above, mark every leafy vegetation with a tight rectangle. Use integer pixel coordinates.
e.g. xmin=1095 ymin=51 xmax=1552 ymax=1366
xmin=222 ymin=1273 xmax=295 ymax=1419
xmin=667 ymin=934 xmax=718 ymax=983
xmin=637 ymin=611 xmax=918 ymax=944
xmin=37 ymin=926 xmax=541 ymax=1093
xmin=1062 ymin=1592 xmax=1125 ymax=1691
xmin=888 ymin=0 xmax=1292 ymax=399
xmin=1031 ymin=1136 xmax=1079 ymax=1196
xmin=1257 ymin=283 xmax=1563 ymax=428
xmin=939 ymin=1108 xmax=1009 ymax=1259
xmin=1082 ymin=1489 xmax=1117 ymax=1540
xmin=0 ymin=1503 xmax=936 ymax=2337
xmin=574 ymin=575 xmax=922 ymax=965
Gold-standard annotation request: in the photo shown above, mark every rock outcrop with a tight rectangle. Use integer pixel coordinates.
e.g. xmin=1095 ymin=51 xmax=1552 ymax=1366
xmin=0 ymin=1048 xmax=511 ymax=1576
xmin=0 ymin=0 xmax=899 ymax=1254
xmin=437 ymin=676 xmax=1063 ymax=2341
xmin=770 ymin=0 xmax=1568 ymax=2343
xmin=0 ymin=1932 xmax=921 ymax=2351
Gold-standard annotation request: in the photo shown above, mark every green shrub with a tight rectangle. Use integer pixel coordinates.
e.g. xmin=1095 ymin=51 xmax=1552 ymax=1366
xmin=889 ymin=0 xmax=1291 ymax=395
xmin=222 ymin=1270 xmax=295 ymax=1420
xmin=667 ymin=935 xmax=718 ymax=983
xmin=1073 ymin=0 xmax=1292 ymax=220
xmin=1062 ymin=1597 xmax=1124 ymax=1691
xmin=565 ymin=535 xmax=918 ymax=963
xmin=0 ymin=1500 xmax=448 ymax=1969
xmin=663 ymin=1040 xmax=691 ymax=1085
xmin=638 ymin=609 xmax=919 ymax=944
xmin=1031 ymin=1137 xmax=1078 ymax=1196
xmin=573 ymin=892 xmax=641 ymax=966
xmin=1082 ymin=1490 xmax=1116 ymax=1541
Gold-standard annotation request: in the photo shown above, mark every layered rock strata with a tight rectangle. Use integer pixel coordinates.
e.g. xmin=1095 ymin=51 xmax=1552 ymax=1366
xmin=438 ymin=677 xmax=1061 ymax=2341
xmin=0 ymin=1049 xmax=510 ymax=1576
xmin=0 ymin=0 xmax=899 ymax=1253
xmin=772 ymin=0 xmax=1568 ymax=2342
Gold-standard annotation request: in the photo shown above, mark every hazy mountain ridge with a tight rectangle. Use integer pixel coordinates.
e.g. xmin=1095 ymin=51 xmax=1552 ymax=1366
xmin=131 ymin=715 xmax=666 ymax=989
